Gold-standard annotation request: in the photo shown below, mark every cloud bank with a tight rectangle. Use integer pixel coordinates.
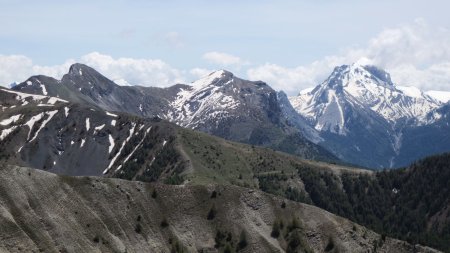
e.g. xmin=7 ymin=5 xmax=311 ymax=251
xmin=1 ymin=20 xmax=450 ymax=94
xmin=0 ymin=52 xmax=186 ymax=87
xmin=247 ymin=19 xmax=450 ymax=94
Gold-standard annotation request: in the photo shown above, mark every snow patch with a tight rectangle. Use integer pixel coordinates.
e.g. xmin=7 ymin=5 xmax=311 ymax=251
xmin=94 ymin=124 xmax=105 ymax=132
xmin=41 ymin=85 xmax=48 ymax=95
xmin=117 ymin=126 xmax=152 ymax=171
xmin=108 ymin=134 xmax=115 ymax=153
xmin=47 ymin=97 xmax=67 ymax=104
xmin=85 ymin=118 xmax=90 ymax=131
xmin=106 ymin=111 xmax=118 ymax=117
xmin=2 ymin=89 xmax=66 ymax=105
xmin=28 ymin=110 xmax=58 ymax=142
xmin=103 ymin=123 xmax=136 ymax=174
xmin=64 ymin=107 xmax=69 ymax=117
xmin=24 ymin=113 xmax=45 ymax=140
xmin=0 ymin=114 xmax=22 ymax=126
xmin=0 ymin=126 xmax=17 ymax=141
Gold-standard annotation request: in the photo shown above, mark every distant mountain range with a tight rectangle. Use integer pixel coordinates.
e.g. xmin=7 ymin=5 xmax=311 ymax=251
xmin=2 ymin=64 xmax=450 ymax=252
xmin=9 ymin=62 xmax=450 ymax=169
xmin=11 ymin=64 xmax=336 ymax=163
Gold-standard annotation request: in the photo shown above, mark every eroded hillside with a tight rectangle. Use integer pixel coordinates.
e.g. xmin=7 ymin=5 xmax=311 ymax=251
xmin=0 ymin=165 xmax=438 ymax=253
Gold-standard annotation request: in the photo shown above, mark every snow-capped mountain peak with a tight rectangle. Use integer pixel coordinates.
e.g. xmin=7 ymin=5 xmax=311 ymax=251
xmin=290 ymin=64 xmax=441 ymax=135
xmin=166 ymin=70 xmax=240 ymax=127
xmin=191 ymin=70 xmax=232 ymax=89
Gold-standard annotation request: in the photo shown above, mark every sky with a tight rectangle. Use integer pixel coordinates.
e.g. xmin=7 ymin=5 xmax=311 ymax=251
xmin=1 ymin=0 xmax=450 ymax=95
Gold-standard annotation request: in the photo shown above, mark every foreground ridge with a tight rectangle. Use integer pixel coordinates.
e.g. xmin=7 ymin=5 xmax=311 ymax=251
xmin=0 ymin=165 xmax=440 ymax=253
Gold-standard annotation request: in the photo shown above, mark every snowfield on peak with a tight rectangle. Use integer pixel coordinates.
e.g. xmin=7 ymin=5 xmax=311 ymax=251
xmin=426 ymin=90 xmax=450 ymax=103
xmin=290 ymin=63 xmax=441 ymax=134
xmin=166 ymin=70 xmax=241 ymax=128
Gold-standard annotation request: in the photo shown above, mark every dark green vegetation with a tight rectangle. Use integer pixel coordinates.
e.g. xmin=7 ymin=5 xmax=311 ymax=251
xmin=259 ymin=153 xmax=450 ymax=252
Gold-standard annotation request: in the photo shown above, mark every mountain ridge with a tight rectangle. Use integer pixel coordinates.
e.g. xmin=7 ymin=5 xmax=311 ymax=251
xmin=10 ymin=62 xmax=450 ymax=169
xmin=12 ymin=64 xmax=337 ymax=163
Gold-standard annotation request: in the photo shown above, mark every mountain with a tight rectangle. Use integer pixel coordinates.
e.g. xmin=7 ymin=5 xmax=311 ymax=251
xmin=0 ymin=85 xmax=353 ymax=184
xmin=291 ymin=64 xmax=439 ymax=127
xmin=290 ymin=63 xmax=448 ymax=168
xmin=12 ymin=63 xmax=179 ymax=117
xmin=12 ymin=64 xmax=336 ymax=162
xmin=0 ymin=87 xmax=179 ymax=178
xmin=0 ymin=165 xmax=439 ymax=253
xmin=1 ymin=85 xmax=450 ymax=251
xmin=11 ymin=62 xmax=450 ymax=169
xmin=396 ymin=103 xmax=450 ymax=167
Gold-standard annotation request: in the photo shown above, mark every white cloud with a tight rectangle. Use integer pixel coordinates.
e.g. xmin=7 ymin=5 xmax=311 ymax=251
xmin=0 ymin=52 xmax=186 ymax=88
xmin=203 ymin=51 xmax=247 ymax=67
xmin=189 ymin=67 xmax=213 ymax=79
xmin=80 ymin=52 xmax=185 ymax=86
xmin=0 ymin=55 xmax=33 ymax=86
xmin=0 ymin=54 xmax=74 ymax=87
xmin=2 ymin=20 xmax=450 ymax=95
xmin=247 ymin=58 xmax=345 ymax=95
xmin=247 ymin=19 xmax=450 ymax=94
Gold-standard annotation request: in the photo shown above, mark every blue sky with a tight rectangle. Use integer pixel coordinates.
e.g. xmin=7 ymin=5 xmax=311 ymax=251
xmin=2 ymin=0 xmax=450 ymax=94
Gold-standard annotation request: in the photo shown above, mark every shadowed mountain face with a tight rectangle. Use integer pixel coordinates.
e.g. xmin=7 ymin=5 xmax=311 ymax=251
xmin=0 ymin=165 xmax=439 ymax=253
xmin=12 ymin=64 xmax=337 ymax=162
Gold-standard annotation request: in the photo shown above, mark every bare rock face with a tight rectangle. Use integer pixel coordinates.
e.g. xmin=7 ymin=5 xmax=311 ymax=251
xmin=0 ymin=165 xmax=440 ymax=253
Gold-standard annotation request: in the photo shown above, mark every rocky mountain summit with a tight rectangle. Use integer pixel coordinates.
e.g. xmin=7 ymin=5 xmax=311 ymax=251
xmin=290 ymin=63 xmax=450 ymax=168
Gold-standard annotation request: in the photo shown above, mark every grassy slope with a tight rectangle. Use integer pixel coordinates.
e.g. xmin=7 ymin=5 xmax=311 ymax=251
xmin=176 ymin=127 xmax=368 ymax=187
xmin=170 ymin=128 xmax=450 ymax=252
